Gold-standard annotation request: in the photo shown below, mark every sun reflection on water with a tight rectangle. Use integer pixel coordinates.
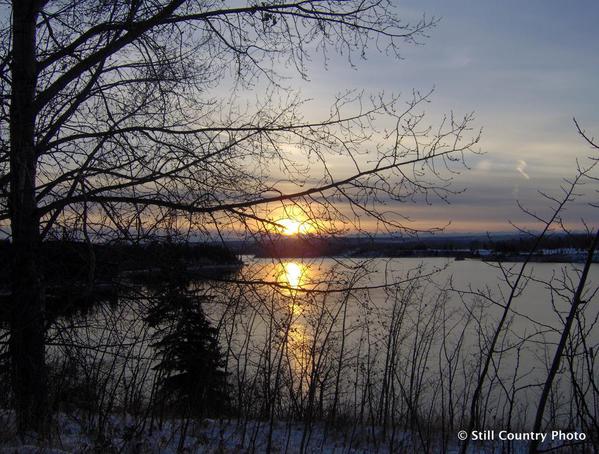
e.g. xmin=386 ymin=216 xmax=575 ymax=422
xmin=276 ymin=261 xmax=309 ymax=292
xmin=274 ymin=260 xmax=312 ymax=380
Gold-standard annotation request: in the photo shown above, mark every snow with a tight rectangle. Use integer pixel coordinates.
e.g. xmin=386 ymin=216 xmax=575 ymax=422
xmin=1 ymin=411 xmax=410 ymax=453
xmin=0 ymin=410 xmax=575 ymax=453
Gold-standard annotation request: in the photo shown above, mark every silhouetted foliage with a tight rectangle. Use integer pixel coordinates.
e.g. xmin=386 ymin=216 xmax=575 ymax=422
xmin=146 ymin=286 xmax=228 ymax=419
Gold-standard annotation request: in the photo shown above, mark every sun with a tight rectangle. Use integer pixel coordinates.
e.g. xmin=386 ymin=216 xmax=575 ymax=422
xmin=277 ymin=218 xmax=311 ymax=236
xmin=268 ymin=205 xmax=318 ymax=236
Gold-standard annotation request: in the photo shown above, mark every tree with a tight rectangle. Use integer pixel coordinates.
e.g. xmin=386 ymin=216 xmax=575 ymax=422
xmin=456 ymin=122 xmax=599 ymax=454
xmin=528 ymin=122 xmax=599 ymax=454
xmin=147 ymin=284 xmax=228 ymax=420
xmin=0 ymin=0 xmax=478 ymax=434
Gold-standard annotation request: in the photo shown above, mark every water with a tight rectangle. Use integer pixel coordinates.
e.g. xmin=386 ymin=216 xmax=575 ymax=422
xmin=48 ymin=256 xmax=599 ymax=430
xmin=206 ymin=256 xmax=599 ymax=427
xmin=229 ymin=256 xmax=598 ymax=346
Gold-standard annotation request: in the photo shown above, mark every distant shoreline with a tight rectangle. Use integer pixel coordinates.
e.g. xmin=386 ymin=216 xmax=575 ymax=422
xmin=250 ymin=253 xmax=596 ymax=263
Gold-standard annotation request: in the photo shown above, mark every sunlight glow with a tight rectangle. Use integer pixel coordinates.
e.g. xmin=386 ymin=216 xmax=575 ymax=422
xmin=273 ymin=260 xmax=313 ymax=382
xmin=278 ymin=261 xmax=306 ymax=289
xmin=276 ymin=217 xmax=314 ymax=236
xmin=275 ymin=260 xmax=312 ymax=300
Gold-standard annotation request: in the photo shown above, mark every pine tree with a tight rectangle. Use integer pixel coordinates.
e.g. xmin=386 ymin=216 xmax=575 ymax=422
xmin=147 ymin=285 xmax=228 ymax=419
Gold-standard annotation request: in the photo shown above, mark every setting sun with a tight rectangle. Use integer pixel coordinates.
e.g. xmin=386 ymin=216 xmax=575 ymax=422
xmin=276 ymin=217 xmax=313 ymax=236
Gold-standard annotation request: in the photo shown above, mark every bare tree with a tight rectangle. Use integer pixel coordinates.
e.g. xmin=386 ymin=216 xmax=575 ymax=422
xmin=457 ymin=121 xmax=599 ymax=454
xmin=528 ymin=122 xmax=599 ymax=453
xmin=0 ymin=0 xmax=478 ymax=434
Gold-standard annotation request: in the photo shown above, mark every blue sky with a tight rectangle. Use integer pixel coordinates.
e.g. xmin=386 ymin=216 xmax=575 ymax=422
xmin=281 ymin=0 xmax=599 ymax=233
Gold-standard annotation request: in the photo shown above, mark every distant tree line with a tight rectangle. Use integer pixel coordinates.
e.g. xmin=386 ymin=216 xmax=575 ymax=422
xmin=469 ymin=234 xmax=593 ymax=254
xmin=0 ymin=239 xmax=239 ymax=286
xmin=245 ymin=233 xmax=595 ymax=258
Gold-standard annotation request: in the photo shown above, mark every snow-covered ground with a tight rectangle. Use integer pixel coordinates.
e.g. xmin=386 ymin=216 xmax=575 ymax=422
xmin=0 ymin=410 xmax=408 ymax=453
xmin=2 ymin=410 xmax=409 ymax=453
xmin=0 ymin=410 xmax=580 ymax=453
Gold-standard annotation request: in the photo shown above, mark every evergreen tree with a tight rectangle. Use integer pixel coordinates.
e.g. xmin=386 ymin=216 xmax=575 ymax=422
xmin=146 ymin=286 xmax=227 ymax=418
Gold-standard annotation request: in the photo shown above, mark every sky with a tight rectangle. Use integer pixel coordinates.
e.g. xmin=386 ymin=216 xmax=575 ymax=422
xmin=269 ymin=0 xmax=599 ymax=234
xmin=4 ymin=1 xmax=597 ymax=238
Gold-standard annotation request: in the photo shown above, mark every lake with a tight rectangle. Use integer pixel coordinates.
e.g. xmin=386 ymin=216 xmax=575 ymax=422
xmin=47 ymin=256 xmax=599 ymax=435
xmin=205 ymin=256 xmax=599 ymax=429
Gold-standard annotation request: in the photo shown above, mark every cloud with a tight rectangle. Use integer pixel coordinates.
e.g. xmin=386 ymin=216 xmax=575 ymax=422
xmin=447 ymin=51 xmax=472 ymax=69
xmin=516 ymin=159 xmax=530 ymax=180
xmin=475 ymin=159 xmax=492 ymax=171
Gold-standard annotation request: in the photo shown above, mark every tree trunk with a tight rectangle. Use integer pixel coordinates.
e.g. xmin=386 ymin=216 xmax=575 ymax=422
xmin=9 ymin=0 xmax=46 ymax=435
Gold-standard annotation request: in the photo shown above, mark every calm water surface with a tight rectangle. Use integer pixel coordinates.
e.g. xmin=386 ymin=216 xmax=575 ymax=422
xmin=215 ymin=256 xmax=599 ymax=424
